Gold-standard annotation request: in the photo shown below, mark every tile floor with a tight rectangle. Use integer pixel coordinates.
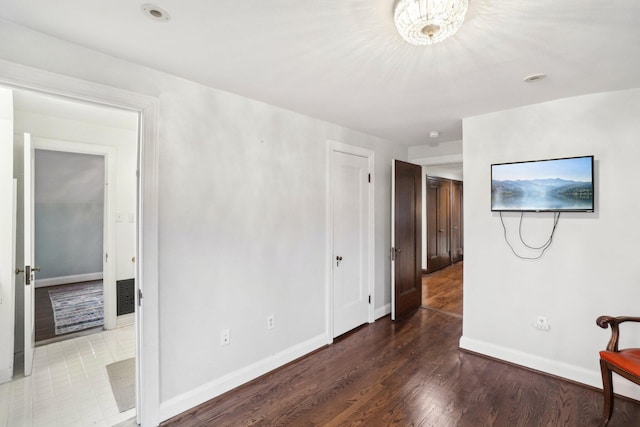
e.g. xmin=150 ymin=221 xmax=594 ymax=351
xmin=0 ymin=325 xmax=136 ymax=427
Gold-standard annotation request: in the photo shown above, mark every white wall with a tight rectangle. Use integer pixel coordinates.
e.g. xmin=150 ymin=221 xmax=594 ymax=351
xmin=461 ymin=88 xmax=640 ymax=400
xmin=0 ymin=20 xmax=407 ymax=420
xmin=0 ymin=88 xmax=15 ymax=383
xmin=12 ymin=107 xmax=137 ymax=354
xmin=34 ymin=150 xmax=105 ymax=280
xmin=155 ymin=70 xmax=404 ymax=412
xmin=408 ymin=139 xmax=462 ymax=164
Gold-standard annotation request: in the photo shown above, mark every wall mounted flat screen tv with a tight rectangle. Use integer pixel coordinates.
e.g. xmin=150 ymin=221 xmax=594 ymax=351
xmin=491 ymin=155 xmax=594 ymax=212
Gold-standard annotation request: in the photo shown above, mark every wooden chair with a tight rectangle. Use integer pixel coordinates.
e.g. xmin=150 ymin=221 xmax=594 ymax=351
xmin=596 ymin=315 xmax=640 ymax=426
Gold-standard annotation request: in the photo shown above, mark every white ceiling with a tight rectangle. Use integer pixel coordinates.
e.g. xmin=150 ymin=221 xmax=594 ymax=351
xmin=1 ymin=0 xmax=639 ymax=146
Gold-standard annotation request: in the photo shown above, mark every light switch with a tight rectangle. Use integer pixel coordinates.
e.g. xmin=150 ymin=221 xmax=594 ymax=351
xmin=116 ymin=212 xmax=123 ymax=223
xmin=128 ymin=212 xmax=135 ymax=223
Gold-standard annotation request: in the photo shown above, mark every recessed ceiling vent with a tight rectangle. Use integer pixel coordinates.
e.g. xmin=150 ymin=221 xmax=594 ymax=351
xmin=141 ymin=4 xmax=171 ymax=22
xmin=524 ymin=74 xmax=546 ymax=83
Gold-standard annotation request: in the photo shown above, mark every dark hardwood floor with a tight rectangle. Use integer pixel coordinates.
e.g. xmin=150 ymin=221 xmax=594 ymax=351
xmin=422 ymin=261 xmax=463 ymax=316
xmin=162 ymin=308 xmax=640 ymax=426
xmin=35 ymin=280 xmax=103 ymax=343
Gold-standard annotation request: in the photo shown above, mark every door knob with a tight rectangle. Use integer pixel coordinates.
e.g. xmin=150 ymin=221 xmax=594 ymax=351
xmin=336 ymin=256 xmax=343 ymax=266
xmin=20 ymin=265 xmax=40 ymax=285
xmin=15 ymin=266 xmax=39 ymax=274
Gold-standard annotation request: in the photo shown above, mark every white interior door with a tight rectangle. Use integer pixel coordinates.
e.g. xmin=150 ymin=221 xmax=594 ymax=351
xmin=332 ymin=149 xmax=370 ymax=338
xmin=23 ymin=133 xmax=36 ymax=376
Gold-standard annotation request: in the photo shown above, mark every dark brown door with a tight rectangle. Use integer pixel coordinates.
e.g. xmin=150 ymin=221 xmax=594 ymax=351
xmin=426 ymin=176 xmax=451 ymax=272
xmin=392 ymin=160 xmax=422 ymax=320
xmin=451 ymin=180 xmax=463 ymax=263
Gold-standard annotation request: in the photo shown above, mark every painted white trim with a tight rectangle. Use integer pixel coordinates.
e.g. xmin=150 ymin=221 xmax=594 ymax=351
xmin=368 ymin=152 xmax=376 ymax=324
xmin=331 ymin=141 xmax=375 ymax=158
xmin=137 ymin=93 xmax=160 ymax=427
xmin=35 ymin=273 xmax=103 ymax=288
xmin=375 ymin=303 xmax=391 ymax=320
xmin=0 ymin=59 xmax=160 ymax=426
xmin=0 ymin=371 xmax=11 ymax=384
xmin=32 ymin=137 xmax=117 ymax=330
xmin=325 ymin=141 xmax=332 ymax=344
xmin=0 ymin=180 xmax=18 ymax=384
xmin=0 ymin=369 xmax=10 ymax=385
xmin=23 ymin=133 xmax=35 ymax=376
xmin=411 ymin=154 xmax=463 ymax=166
xmin=459 ymin=336 xmax=640 ymax=401
xmin=327 ymin=140 xmax=376 ymax=338
xmin=117 ymin=312 xmax=135 ymax=328
xmin=159 ymin=332 xmax=329 ymax=422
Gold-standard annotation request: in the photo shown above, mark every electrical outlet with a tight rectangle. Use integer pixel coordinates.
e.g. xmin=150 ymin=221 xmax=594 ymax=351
xmin=534 ymin=316 xmax=550 ymax=331
xmin=267 ymin=315 xmax=275 ymax=330
xmin=220 ymin=329 xmax=230 ymax=346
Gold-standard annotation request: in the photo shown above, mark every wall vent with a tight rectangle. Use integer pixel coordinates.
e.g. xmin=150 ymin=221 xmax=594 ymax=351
xmin=117 ymin=278 xmax=135 ymax=315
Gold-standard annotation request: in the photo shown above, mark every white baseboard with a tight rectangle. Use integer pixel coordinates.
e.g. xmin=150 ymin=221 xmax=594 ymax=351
xmin=159 ymin=332 xmax=330 ymax=423
xmin=375 ymin=303 xmax=390 ymax=320
xmin=0 ymin=367 xmax=12 ymax=385
xmin=35 ymin=272 xmax=103 ymax=288
xmin=116 ymin=313 xmax=134 ymax=328
xmin=459 ymin=336 xmax=640 ymax=401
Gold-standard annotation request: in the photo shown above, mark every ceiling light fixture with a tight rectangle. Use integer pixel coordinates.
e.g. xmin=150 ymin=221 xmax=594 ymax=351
xmin=429 ymin=131 xmax=440 ymax=138
xmin=141 ymin=4 xmax=171 ymax=22
xmin=394 ymin=0 xmax=469 ymax=45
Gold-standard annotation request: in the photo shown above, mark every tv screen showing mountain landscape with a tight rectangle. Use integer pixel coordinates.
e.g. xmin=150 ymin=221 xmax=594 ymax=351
xmin=491 ymin=156 xmax=594 ymax=212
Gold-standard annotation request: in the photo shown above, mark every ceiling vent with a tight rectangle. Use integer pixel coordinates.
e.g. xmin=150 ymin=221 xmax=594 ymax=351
xmin=141 ymin=4 xmax=171 ymax=22
xmin=524 ymin=74 xmax=546 ymax=83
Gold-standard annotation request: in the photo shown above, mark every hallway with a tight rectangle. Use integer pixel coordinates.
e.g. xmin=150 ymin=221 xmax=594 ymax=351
xmin=422 ymin=261 xmax=463 ymax=316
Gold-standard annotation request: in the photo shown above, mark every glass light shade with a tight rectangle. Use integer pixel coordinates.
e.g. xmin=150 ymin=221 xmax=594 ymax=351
xmin=394 ymin=0 xmax=469 ymax=45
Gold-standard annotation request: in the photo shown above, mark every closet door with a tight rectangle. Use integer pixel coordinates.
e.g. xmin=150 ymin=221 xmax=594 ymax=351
xmin=426 ymin=176 xmax=451 ymax=273
xmin=451 ymin=180 xmax=464 ymax=263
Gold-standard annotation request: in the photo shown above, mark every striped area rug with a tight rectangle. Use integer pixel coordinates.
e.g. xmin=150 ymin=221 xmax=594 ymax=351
xmin=49 ymin=282 xmax=104 ymax=335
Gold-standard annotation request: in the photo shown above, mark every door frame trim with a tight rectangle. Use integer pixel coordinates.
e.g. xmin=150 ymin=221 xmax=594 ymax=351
xmin=0 ymin=59 xmax=160 ymax=426
xmin=326 ymin=140 xmax=375 ymax=342
xmin=32 ymin=137 xmax=117 ymax=329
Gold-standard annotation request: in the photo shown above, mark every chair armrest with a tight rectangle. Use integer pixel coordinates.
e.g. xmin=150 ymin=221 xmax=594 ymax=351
xmin=596 ymin=316 xmax=640 ymax=352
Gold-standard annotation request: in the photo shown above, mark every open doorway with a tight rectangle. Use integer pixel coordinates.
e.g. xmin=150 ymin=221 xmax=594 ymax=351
xmin=0 ymin=62 xmax=159 ymax=425
xmin=34 ymin=149 xmax=107 ymax=344
xmin=9 ymin=88 xmax=140 ymax=425
xmin=419 ymin=162 xmax=464 ymax=317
